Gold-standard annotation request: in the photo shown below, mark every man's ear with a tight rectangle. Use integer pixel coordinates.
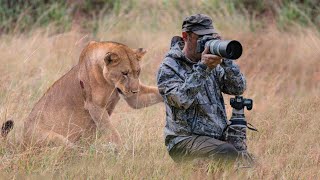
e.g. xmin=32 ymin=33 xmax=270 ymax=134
xmin=104 ymin=52 xmax=120 ymax=66
xmin=133 ymin=48 xmax=147 ymax=60
xmin=182 ymin=32 xmax=188 ymax=41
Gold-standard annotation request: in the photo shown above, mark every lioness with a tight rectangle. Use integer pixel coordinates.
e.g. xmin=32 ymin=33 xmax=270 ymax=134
xmin=1 ymin=41 xmax=163 ymax=147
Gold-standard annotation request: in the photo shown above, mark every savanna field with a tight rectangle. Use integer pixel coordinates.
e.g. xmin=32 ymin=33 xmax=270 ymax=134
xmin=0 ymin=1 xmax=320 ymax=179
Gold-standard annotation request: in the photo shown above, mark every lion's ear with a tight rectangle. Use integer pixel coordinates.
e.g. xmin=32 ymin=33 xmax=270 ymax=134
xmin=133 ymin=48 xmax=147 ymax=60
xmin=104 ymin=52 xmax=120 ymax=66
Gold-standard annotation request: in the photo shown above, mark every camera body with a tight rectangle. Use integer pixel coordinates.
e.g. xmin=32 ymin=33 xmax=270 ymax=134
xmin=196 ymin=35 xmax=243 ymax=59
xmin=230 ymin=96 xmax=253 ymax=110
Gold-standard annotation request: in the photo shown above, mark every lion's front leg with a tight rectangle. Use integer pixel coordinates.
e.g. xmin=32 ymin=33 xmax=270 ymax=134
xmin=84 ymin=101 xmax=122 ymax=146
xmin=124 ymin=84 xmax=163 ymax=109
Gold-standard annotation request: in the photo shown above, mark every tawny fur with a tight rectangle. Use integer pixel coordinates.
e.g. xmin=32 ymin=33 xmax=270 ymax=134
xmin=2 ymin=41 xmax=163 ymax=147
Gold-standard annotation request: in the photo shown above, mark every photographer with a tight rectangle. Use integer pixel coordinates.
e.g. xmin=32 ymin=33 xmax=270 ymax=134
xmin=157 ymin=14 xmax=246 ymax=162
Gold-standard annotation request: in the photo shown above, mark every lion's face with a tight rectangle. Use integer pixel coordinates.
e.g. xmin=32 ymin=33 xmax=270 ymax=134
xmin=101 ymin=44 xmax=146 ymax=97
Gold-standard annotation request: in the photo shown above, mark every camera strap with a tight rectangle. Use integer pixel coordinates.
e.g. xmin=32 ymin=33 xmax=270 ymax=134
xmin=229 ymin=119 xmax=258 ymax=132
xmin=247 ymin=122 xmax=258 ymax=132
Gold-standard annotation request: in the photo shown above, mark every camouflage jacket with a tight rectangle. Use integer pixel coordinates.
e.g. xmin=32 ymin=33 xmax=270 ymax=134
xmin=157 ymin=39 xmax=246 ymax=151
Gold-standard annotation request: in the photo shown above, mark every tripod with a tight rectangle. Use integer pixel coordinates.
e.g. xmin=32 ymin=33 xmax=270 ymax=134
xmin=225 ymin=95 xmax=254 ymax=152
xmin=225 ymin=96 xmax=257 ymax=167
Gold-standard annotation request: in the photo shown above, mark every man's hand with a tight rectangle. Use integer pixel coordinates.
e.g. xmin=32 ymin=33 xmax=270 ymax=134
xmin=201 ymin=46 xmax=222 ymax=70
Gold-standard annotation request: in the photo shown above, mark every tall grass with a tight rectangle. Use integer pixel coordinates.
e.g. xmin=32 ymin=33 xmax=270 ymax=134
xmin=1 ymin=0 xmax=320 ymax=179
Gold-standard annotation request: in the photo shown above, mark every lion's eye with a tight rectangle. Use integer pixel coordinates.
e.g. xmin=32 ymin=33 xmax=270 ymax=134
xmin=137 ymin=69 xmax=141 ymax=76
xmin=122 ymin=71 xmax=129 ymax=76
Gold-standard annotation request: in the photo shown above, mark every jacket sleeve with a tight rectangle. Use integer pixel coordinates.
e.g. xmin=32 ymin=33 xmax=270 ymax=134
xmin=216 ymin=59 xmax=246 ymax=95
xmin=157 ymin=61 xmax=209 ymax=109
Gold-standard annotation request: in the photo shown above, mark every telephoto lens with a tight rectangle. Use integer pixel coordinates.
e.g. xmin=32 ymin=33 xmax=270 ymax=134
xmin=205 ymin=40 xmax=242 ymax=59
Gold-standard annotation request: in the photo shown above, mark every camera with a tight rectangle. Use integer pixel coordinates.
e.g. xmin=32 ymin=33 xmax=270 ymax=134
xmin=196 ymin=35 xmax=243 ymax=59
xmin=230 ymin=96 xmax=253 ymax=110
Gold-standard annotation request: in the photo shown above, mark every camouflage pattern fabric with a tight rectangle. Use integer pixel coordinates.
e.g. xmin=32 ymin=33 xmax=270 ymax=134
xmin=157 ymin=38 xmax=246 ymax=151
xmin=225 ymin=124 xmax=247 ymax=151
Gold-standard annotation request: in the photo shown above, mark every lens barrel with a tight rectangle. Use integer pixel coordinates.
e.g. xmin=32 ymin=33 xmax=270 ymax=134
xmin=206 ymin=40 xmax=242 ymax=59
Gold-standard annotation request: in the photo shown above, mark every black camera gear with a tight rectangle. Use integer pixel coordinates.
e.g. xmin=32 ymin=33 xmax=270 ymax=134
xmin=196 ymin=35 xmax=243 ymax=59
xmin=225 ymin=96 xmax=257 ymax=152
xmin=224 ymin=96 xmax=257 ymax=167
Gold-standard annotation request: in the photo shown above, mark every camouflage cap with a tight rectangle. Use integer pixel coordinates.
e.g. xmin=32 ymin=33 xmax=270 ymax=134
xmin=182 ymin=14 xmax=217 ymax=35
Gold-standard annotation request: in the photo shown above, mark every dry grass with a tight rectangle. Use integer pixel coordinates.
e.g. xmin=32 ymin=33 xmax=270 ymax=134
xmin=1 ymin=2 xmax=320 ymax=179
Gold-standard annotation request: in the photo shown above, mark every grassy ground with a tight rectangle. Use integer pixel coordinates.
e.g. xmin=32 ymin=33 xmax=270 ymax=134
xmin=1 ymin=1 xmax=320 ymax=179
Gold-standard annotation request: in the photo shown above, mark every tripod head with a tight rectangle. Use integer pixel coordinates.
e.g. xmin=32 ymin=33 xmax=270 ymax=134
xmin=230 ymin=96 xmax=253 ymax=111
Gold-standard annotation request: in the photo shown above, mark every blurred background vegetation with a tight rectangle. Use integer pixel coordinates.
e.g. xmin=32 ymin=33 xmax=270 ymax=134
xmin=0 ymin=0 xmax=320 ymax=34
xmin=1 ymin=0 xmax=319 ymax=179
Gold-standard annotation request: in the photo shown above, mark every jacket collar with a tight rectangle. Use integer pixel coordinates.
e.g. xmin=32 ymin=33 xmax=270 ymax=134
xmin=166 ymin=36 xmax=197 ymax=65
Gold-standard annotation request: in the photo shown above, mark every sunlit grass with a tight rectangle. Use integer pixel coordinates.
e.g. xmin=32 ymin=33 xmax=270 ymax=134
xmin=1 ymin=1 xmax=320 ymax=179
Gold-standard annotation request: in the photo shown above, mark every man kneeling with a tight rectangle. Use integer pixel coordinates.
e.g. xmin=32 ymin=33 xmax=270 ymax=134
xmin=157 ymin=14 xmax=246 ymax=162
